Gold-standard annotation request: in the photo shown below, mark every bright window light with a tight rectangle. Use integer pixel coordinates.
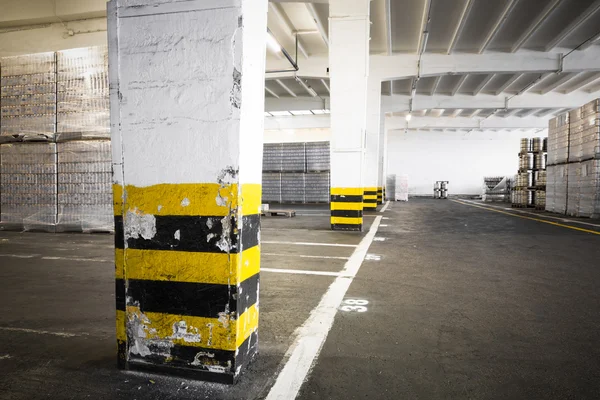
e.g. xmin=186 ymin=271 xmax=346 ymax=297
xmin=266 ymin=33 xmax=281 ymax=53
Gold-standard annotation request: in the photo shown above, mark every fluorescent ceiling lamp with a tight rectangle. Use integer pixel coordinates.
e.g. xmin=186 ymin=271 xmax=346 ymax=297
xmin=266 ymin=32 xmax=281 ymax=53
xmin=290 ymin=110 xmax=313 ymax=116
xmin=264 ymin=112 xmax=272 ymax=117
xmin=405 ymin=113 xmax=412 ymax=121
xmin=269 ymin=111 xmax=292 ymax=116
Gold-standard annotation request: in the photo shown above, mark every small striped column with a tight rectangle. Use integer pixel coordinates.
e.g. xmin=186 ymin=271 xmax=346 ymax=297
xmin=109 ymin=0 xmax=267 ymax=383
xmin=331 ymin=188 xmax=363 ymax=231
xmin=363 ymin=187 xmax=378 ymax=211
xmin=377 ymin=187 xmax=383 ymax=204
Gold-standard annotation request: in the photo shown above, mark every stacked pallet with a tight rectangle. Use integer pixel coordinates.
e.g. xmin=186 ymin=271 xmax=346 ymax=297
xmin=56 ymin=47 xmax=110 ymax=141
xmin=512 ymin=137 xmax=547 ymax=209
xmin=0 ymin=53 xmax=57 ymax=142
xmin=547 ymin=100 xmax=600 ymax=218
xmin=262 ymin=141 xmax=330 ymax=204
xmin=56 ymin=141 xmax=113 ymax=232
xmin=483 ymin=176 xmax=512 ymax=203
xmin=0 ymin=143 xmax=57 ymax=231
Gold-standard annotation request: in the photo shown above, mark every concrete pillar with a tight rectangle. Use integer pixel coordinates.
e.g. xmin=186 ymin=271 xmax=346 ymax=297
xmin=329 ymin=0 xmax=370 ymax=231
xmin=108 ymin=0 xmax=266 ymax=383
xmin=364 ymin=75 xmax=382 ymax=209
xmin=378 ymin=112 xmax=387 ymax=201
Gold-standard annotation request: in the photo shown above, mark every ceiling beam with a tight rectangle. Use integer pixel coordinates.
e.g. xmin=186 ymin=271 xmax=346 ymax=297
xmin=469 ymin=109 xmax=481 ymax=118
xmin=545 ymin=0 xmax=600 ymax=51
xmin=385 ymin=0 xmax=392 ymax=55
xmin=503 ymin=109 xmax=520 ymax=117
xmin=473 ymin=75 xmax=494 ymax=95
xmin=417 ymin=0 xmax=433 ymax=54
xmin=269 ymin=3 xmax=309 ymax=59
xmin=479 ymin=0 xmax=519 ymax=53
xmin=563 ymin=72 xmax=600 ymax=94
xmin=451 ymin=74 xmax=469 ymax=96
xmin=539 ymin=73 xmax=578 ymax=94
xmin=535 ymin=109 xmax=558 ymax=118
xmin=448 ymin=0 xmax=475 ymax=55
xmin=430 ymin=76 xmax=442 ymax=96
xmin=451 ymin=109 xmax=463 ymax=117
xmin=296 ymin=77 xmax=318 ymax=97
xmin=275 ymin=79 xmax=297 ymax=97
xmin=519 ymin=109 xmax=541 ymax=118
xmin=321 ymin=78 xmax=330 ymax=94
xmin=494 ymin=74 xmax=521 ymax=95
xmin=265 ymin=87 xmax=280 ymax=99
xmin=511 ymin=0 xmax=562 ymax=52
xmin=306 ymin=3 xmax=329 ymax=48
xmin=265 ymin=96 xmax=329 ymax=112
xmin=387 ymin=115 xmax=548 ymax=130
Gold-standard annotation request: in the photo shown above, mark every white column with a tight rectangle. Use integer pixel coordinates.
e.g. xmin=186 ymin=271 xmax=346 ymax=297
xmin=364 ymin=75 xmax=382 ymax=209
xmin=109 ymin=0 xmax=267 ymax=383
xmin=329 ymin=0 xmax=370 ymax=231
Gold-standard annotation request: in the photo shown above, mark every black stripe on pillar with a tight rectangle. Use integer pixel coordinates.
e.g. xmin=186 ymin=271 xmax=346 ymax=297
xmin=125 ymin=273 xmax=259 ymax=319
xmin=331 ymin=223 xmax=362 ymax=231
xmin=331 ymin=210 xmax=363 ymax=218
xmin=126 ymin=330 xmax=258 ymax=383
xmin=114 ymin=216 xmax=124 ymax=248
xmin=364 ymin=191 xmax=377 ymax=196
xmin=363 ymin=199 xmax=378 ymax=204
xmin=114 ymin=215 xmax=259 ymax=253
xmin=116 ymin=279 xmax=126 ymax=311
xmin=331 ymin=195 xmax=363 ymax=203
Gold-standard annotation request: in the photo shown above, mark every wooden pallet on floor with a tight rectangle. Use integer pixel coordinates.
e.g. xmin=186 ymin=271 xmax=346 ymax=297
xmin=261 ymin=209 xmax=296 ymax=218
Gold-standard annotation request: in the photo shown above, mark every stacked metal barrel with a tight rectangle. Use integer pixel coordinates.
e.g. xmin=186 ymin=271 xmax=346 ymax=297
xmin=512 ymin=137 xmax=547 ymax=209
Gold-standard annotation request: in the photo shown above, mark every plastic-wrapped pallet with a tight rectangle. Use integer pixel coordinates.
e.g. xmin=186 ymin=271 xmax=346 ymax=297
xmin=577 ymin=159 xmax=600 ymax=218
xmin=281 ymin=142 xmax=306 ymax=172
xmin=281 ymin=173 xmax=305 ymax=203
xmin=305 ymin=172 xmax=330 ymax=203
xmin=580 ymin=99 xmax=600 ymax=161
xmin=261 ymin=172 xmax=281 ymax=203
xmin=394 ymin=175 xmax=409 ymax=201
xmin=567 ymin=163 xmax=581 ymax=217
xmin=386 ymin=175 xmax=396 ymax=200
xmin=262 ymin=143 xmax=282 ymax=172
xmin=56 ymin=47 xmax=109 ymax=141
xmin=569 ymin=108 xmax=584 ymax=163
xmin=1 ymin=52 xmax=57 ymax=142
xmin=56 ymin=140 xmax=113 ymax=232
xmin=547 ymin=113 xmax=569 ymax=166
xmin=0 ymin=143 xmax=57 ymax=231
xmin=306 ymin=141 xmax=330 ymax=172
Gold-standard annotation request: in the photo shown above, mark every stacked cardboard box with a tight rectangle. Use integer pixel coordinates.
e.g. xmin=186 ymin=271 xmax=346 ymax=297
xmin=547 ymin=113 xmax=569 ymax=166
xmin=56 ymin=140 xmax=113 ymax=232
xmin=0 ymin=53 xmax=57 ymax=141
xmin=0 ymin=143 xmax=57 ymax=231
xmin=261 ymin=172 xmax=281 ymax=203
xmin=56 ymin=47 xmax=109 ymax=141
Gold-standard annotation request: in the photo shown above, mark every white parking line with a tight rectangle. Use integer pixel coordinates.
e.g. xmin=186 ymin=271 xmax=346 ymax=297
xmin=265 ymin=215 xmax=383 ymax=400
xmin=261 ymin=268 xmax=340 ymax=277
xmin=262 ymin=253 xmax=349 ymax=260
xmin=0 ymin=327 xmax=81 ymax=338
xmin=380 ymin=200 xmax=391 ymax=212
xmin=41 ymin=256 xmax=111 ymax=262
xmin=262 ymin=241 xmax=357 ymax=248
xmin=0 ymin=254 xmax=38 ymax=259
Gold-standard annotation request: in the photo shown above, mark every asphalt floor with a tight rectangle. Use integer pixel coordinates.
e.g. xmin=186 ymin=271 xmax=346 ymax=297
xmin=1 ymin=199 xmax=599 ymax=399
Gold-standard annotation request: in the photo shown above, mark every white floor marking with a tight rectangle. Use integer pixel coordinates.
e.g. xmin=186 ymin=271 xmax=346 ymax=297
xmin=380 ymin=224 xmax=388 ymax=227
xmin=373 ymin=237 xmax=386 ymax=242
xmin=41 ymin=256 xmax=111 ymax=262
xmin=460 ymin=199 xmax=600 ymax=228
xmin=265 ymin=215 xmax=382 ymax=400
xmin=262 ymin=253 xmax=349 ymax=260
xmin=0 ymin=354 xmax=11 ymax=360
xmin=380 ymin=200 xmax=391 ymax=212
xmin=262 ymin=241 xmax=357 ymax=248
xmin=0 ymin=327 xmax=81 ymax=338
xmin=261 ymin=268 xmax=341 ymax=277
xmin=0 ymin=254 xmax=37 ymax=259
xmin=365 ymin=254 xmax=381 ymax=261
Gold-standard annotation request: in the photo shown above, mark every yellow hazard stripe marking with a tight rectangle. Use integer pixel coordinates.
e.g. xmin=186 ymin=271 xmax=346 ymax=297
xmin=331 ymin=217 xmax=362 ymax=225
xmin=331 ymin=202 xmax=363 ymax=211
xmin=112 ymin=183 xmax=261 ymax=217
xmin=116 ymin=309 xmax=126 ymax=342
xmin=115 ymin=246 xmax=259 ymax=285
xmin=331 ymin=187 xmax=363 ymax=196
xmin=453 ymin=200 xmax=600 ymax=236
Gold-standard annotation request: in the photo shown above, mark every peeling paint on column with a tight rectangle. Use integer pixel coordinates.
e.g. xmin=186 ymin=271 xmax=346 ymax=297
xmin=124 ymin=209 xmax=157 ymax=241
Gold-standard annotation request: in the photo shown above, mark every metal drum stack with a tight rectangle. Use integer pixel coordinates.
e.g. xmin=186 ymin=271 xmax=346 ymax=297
xmin=433 ymin=181 xmax=449 ymax=199
xmin=512 ymin=137 xmax=548 ymax=209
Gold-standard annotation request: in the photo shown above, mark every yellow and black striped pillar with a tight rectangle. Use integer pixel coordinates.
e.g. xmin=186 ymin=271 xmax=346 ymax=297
xmin=377 ymin=187 xmax=383 ymax=205
xmin=330 ymin=188 xmax=363 ymax=231
xmin=114 ymin=183 xmax=260 ymax=383
xmin=363 ymin=187 xmax=378 ymax=211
